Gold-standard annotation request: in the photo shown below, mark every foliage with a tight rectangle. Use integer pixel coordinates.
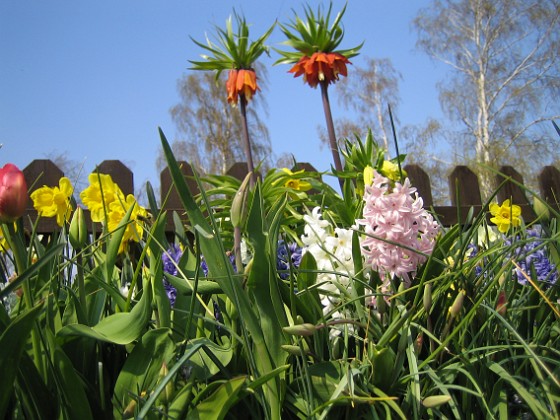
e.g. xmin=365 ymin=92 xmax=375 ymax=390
xmin=414 ymin=0 xmax=560 ymax=196
xmin=2 ymin=4 xmax=559 ymax=419
xmin=2 ymin=127 xmax=560 ymax=418
xmin=165 ymin=70 xmax=272 ymax=175
xmin=333 ymin=57 xmax=402 ymax=151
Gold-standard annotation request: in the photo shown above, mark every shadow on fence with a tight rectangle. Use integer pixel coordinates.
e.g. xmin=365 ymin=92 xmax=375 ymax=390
xmin=21 ymin=159 xmax=560 ymax=233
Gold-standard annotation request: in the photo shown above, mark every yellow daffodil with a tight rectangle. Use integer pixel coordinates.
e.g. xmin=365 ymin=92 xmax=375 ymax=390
xmin=107 ymin=194 xmax=147 ymax=254
xmin=80 ymin=173 xmax=124 ymax=223
xmin=489 ymin=199 xmax=521 ymax=233
xmin=281 ymin=168 xmax=312 ymax=191
xmin=30 ymin=177 xmax=74 ymax=226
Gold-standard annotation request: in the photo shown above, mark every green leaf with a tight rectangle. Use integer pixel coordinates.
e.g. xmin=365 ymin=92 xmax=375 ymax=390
xmin=159 ymin=128 xmax=281 ymax=418
xmin=0 ymin=243 xmax=65 ymax=299
xmin=112 ymin=328 xmax=176 ymax=418
xmin=186 ymin=376 xmax=247 ymax=420
xmin=57 ymin=280 xmax=152 ymax=345
xmin=186 ymin=337 xmax=234 ymax=381
xmin=52 ymin=342 xmax=94 ymax=420
xmin=0 ymin=304 xmax=43 ymax=418
xmin=488 ymin=361 xmax=550 ymax=418
xmin=105 ymin=202 xmax=135 ymax=282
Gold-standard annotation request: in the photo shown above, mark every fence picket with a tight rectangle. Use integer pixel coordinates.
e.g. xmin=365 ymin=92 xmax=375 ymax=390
xmin=20 ymin=159 xmax=560 ymax=232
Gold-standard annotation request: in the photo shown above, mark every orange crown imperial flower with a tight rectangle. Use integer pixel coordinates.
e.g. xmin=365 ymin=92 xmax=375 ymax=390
xmin=226 ymin=68 xmax=259 ymax=105
xmin=289 ymin=52 xmax=350 ymax=88
xmin=190 ymin=11 xmax=273 ymax=106
xmin=275 ymin=3 xmax=362 ymax=88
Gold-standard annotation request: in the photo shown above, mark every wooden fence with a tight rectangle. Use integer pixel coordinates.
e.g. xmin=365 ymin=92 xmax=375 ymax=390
xmin=20 ymin=159 xmax=560 ymax=233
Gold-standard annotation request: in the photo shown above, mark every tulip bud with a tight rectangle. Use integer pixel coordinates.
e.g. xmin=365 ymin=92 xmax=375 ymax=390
xmin=0 ymin=163 xmax=27 ymax=223
xmin=69 ymin=206 xmax=88 ymax=249
xmin=496 ymin=290 xmax=507 ymax=316
xmin=231 ymin=172 xmax=252 ymax=228
xmin=415 ymin=333 xmax=424 ymax=354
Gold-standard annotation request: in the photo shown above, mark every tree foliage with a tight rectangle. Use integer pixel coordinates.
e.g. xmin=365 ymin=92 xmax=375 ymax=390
xmin=334 ymin=57 xmax=402 ymax=151
xmin=414 ymin=0 xmax=560 ymax=195
xmin=161 ymin=69 xmax=271 ymax=176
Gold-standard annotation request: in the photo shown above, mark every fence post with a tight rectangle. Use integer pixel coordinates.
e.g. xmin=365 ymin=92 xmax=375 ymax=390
xmin=538 ymin=166 xmax=560 ymax=205
xmin=404 ymin=164 xmax=433 ymax=207
xmin=160 ymin=161 xmax=200 ymax=210
xmin=23 ymin=159 xmax=64 ymax=199
xmin=496 ymin=165 xmax=535 ymax=220
xmin=23 ymin=160 xmax=65 ymax=233
xmin=448 ymin=166 xmax=482 ymax=206
xmin=94 ymin=160 xmax=134 ymax=196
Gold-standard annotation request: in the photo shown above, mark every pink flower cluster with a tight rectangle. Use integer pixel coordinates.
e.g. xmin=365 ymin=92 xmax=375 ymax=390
xmin=357 ymin=170 xmax=440 ymax=285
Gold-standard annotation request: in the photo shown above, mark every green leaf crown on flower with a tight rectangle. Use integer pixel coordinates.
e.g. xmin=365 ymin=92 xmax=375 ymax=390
xmin=274 ymin=2 xmax=363 ymax=65
xmin=189 ymin=11 xmax=274 ymax=74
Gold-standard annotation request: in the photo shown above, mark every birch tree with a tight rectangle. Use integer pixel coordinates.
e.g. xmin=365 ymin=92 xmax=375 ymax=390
xmin=414 ymin=0 xmax=560 ymax=196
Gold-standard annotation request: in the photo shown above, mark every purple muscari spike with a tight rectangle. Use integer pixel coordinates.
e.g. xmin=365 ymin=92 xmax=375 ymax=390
xmin=277 ymin=240 xmax=303 ymax=280
xmin=200 ymin=252 xmax=236 ymax=277
xmin=162 ymin=244 xmax=183 ymax=307
xmin=200 ymin=258 xmax=209 ymax=277
xmin=506 ymin=228 xmax=558 ymax=287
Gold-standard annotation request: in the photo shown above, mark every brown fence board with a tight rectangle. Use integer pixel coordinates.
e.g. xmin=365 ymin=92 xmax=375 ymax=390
xmin=21 ymin=160 xmax=560 ymax=233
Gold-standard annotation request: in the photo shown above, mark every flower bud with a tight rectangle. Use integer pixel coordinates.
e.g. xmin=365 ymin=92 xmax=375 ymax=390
xmin=363 ymin=165 xmax=374 ymax=187
xmin=231 ymin=172 xmax=252 ymax=228
xmin=157 ymin=362 xmax=174 ymax=405
xmin=69 ymin=206 xmax=88 ymax=249
xmin=533 ymin=197 xmax=550 ymax=222
xmin=423 ymin=283 xmax=432 ymax=314
xmin=283 ymin=323 xmax=317 ymax=337
xmin=448 ymin=289 xmax=466 ymax=318
xmin=0 ymin=163 xmax=27 ymax=223
xmin=422 ymin=395 xmax=452 ymax=408
xmin=496 ymin=290 xmax=507 ymax=316
xmin=281 ymin=345 xmax=304 ymax=356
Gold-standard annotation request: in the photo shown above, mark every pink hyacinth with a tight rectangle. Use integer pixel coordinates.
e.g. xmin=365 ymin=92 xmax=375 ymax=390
xmin=357 ymin=171 xmax=439 ymax=286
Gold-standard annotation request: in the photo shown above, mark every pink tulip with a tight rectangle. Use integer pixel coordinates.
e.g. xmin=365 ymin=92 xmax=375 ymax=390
xmin=0 ymin=163 xmax=28 ymax=223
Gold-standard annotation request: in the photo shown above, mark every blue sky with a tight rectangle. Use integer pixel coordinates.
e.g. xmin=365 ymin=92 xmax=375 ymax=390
xmin=1 ymin=0 xmax=445 ymax=194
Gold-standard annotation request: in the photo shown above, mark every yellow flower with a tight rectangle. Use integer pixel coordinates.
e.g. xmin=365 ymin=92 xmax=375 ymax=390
xmin=489 ymin=199 xmax=522 ymax=233
xmin=107 ymin=194 xmax=147 ymax=254
xmin=379 ymin=160 xmax=405 ymax=181
xmin=363 ymin=165 xmax=375 ymax=186
xmin=0 ymin=223 xmax=16 ymax=252
xmin=281 ymin=168 xmax=312 ymax=191
xmin=30 ymin=177 xmax=74 ymax=226
xmin=80 ymin=173 xmax=124 ymax=223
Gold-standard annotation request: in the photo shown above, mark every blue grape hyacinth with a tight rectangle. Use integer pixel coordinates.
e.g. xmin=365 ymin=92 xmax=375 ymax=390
xmin=277 ymin=240 xmax=303 ymax=280
xmin=506 ymin=227 xmax=558 ymax=287
xmin=162 ymin=244 xmax=183 ymax=307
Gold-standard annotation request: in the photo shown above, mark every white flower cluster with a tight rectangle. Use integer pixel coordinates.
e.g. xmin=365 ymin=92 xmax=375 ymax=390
xmin=301 ymin=207 xmax=357 ymax=334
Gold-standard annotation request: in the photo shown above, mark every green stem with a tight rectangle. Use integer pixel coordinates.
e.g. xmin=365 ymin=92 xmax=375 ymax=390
xmin=76 ymin=252 xmax=87 ymax=320
xmin=239 ymin=95 xmax=257 ymax=186
xmin=320 ymin=81 xmax=344 ymax=190
xmin=4 ymin=222 xmax=44 ymax=376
